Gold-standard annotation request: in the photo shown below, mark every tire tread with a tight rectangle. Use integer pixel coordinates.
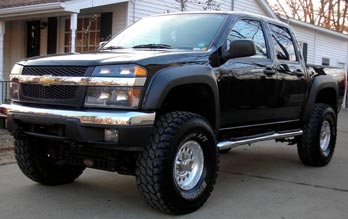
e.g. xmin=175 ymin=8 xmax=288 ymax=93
xmin=136 ymin=111 xmax=218 ymax=214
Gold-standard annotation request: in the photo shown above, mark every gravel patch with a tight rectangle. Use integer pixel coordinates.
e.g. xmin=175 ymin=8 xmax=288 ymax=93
xmin=0 ymin=131 xmax=15 ymax=165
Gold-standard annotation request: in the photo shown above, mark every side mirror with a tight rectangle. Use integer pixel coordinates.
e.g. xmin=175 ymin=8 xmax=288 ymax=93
xmin=98 ymin=41 xmax=107 ymax=49
xmin=224 ymin=39 xmax=256 ymax=59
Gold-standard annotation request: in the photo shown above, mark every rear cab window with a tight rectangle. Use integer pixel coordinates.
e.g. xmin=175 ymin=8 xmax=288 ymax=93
xmin=269 ymin=24 xmax=298 ymax=62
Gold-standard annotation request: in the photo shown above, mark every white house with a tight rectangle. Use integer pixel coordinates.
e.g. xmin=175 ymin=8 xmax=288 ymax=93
xmin=0 ymin=0 xmax=347 ymax=102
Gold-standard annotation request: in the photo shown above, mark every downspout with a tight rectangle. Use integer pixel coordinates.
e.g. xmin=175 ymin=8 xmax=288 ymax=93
xmin=133 ymin=0 xmax=136 ymax=23
xmin=0 ymin=20 xmax=4 ymax=103
xmin=0 ymin=20 xmax=4 ymax=82
xmin=344 ymin=39 xmax=348 ymax=108
xmin=231 ymin=0 xmax=234 ymax=10
xmin=313 ymin=30 xmax=317 ymax=65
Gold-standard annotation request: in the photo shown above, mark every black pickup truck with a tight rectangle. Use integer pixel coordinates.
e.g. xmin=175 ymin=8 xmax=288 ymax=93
xmin=0 ymin=12 xmax=346 ymax=214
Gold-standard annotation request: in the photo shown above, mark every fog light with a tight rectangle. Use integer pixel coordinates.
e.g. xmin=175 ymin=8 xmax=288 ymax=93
xmin=105 ymin=129 xmax=118 ymax=143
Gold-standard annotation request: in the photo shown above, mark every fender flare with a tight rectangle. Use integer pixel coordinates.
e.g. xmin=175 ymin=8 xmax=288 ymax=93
xmin=302 ymin=74 xmax=338 ymax=123
xmin=141 ymin=65 xmax=220 ymax=129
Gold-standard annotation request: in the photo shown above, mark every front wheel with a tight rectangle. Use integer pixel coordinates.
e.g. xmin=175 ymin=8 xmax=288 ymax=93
xmin=15 ymin=138 xmax=85 ymax=185
xmin=297 ymin=103 xmax=337 ymax=166
xmin=136 ymin=112 xmax=219 ymax=214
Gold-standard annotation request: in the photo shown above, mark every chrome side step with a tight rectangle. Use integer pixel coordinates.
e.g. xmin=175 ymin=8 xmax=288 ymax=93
xmin=217 ymin=130 xmax=303 ymax=150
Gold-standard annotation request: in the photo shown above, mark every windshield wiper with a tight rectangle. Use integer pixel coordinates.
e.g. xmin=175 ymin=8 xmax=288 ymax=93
xmin=100 ymin=46 xmax=125 ymax=50
xmin=132 ymin=44 xmax=173 ymax=49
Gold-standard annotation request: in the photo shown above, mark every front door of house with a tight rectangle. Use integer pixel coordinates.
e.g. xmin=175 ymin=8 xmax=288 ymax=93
xmin=27 ymin=21 xmax=40 ymax=57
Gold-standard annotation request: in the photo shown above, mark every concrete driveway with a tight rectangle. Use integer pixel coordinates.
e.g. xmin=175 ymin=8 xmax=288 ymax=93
xmin=1 ymin=111 xmax=348 ymax=219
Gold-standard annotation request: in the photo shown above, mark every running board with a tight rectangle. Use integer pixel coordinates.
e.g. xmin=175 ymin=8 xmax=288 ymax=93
xmin=217 ymin=130 xmax=303 ymax=150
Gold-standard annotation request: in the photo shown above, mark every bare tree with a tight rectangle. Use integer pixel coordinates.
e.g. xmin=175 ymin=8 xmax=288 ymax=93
xmin=201 ymin=0 xmax=221 ymax=10
xmin=174 ymin=0 xmax=221 ymax=11
xmin=175 ymin=0 xmax=189 ymax=11
xmin=268 ymin=0 xmax=348 ymax=33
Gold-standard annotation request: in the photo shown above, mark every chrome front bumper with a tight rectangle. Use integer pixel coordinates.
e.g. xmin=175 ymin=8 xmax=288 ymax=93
xmin=0 ymin=104 xmax=155 ymax=126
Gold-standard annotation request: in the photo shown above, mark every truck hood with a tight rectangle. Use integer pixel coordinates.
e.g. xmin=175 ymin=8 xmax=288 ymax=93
xmin=20 ymin=49 xmax=210 ymax=67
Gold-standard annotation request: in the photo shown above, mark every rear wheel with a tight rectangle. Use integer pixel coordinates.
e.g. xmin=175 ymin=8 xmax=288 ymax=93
xmin=136 ymin=112 xmax=219 ymax=214
xmin=15 ymin=138 xmax=85 ymax=185
xmin=297 ymin=103 xmax=337 ymax=166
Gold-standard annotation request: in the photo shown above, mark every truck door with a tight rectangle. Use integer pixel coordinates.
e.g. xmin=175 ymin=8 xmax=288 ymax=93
xmin=218 ymin=19 xmax=277 ymax=128
xmin=268 ymin=24 xmax=308 ymax=121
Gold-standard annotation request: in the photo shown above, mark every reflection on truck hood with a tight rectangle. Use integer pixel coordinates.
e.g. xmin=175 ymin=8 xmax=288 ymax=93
xmin=20 ymin=50 xmax=209 ymax=66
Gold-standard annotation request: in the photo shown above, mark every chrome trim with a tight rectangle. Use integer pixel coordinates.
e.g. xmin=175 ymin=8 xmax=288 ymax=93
xmin=0 ymin=104 xmax=155 ymax=126
xmin=10 ymin=75 xmax=146 ymax=87
xmin=217 ymin=130 xmax=303 ymax=150
xmin=320 ymin=120 xmax=331 ymax=156
xmin=219 ymin=120 xmax=300 ymax=131
xmin=174 ymin=140 xmax=204 ymax=191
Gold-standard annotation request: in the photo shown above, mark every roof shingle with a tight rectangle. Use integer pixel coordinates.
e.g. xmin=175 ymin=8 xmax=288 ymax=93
xmin=0 ymin=0 xmax=68 ymax=9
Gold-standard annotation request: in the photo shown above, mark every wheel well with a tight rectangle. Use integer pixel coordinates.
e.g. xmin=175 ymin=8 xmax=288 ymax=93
xmin=315 ymin=88 xmax=337 ymax=112
xmin=159 ymin=84 xmax=216 ymax=128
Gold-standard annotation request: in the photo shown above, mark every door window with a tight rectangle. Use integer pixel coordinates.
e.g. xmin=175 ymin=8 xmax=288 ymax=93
xmin=269 ymin=24 xmax=297 ymax=62
xmin=227 ymin=20 xmax=268 ymax=58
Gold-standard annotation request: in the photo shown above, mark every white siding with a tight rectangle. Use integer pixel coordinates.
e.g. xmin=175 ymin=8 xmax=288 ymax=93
xmin=126 ymin=0 xmax=272 ymax=25
xmin=292 ymin=24 xmax=316 ymax=65
xmin=127 ymin=0 xmax=233 ymax=24
xmin=3 ymin=20 xmax=25 ymax=80
xmin=292 ymin=23 xmax=348 ymax=68
xmin=234 ymin=0 xmax=267 ymax=16
xmin=40 ymin=18 xmax=48 ymax=56
xmin=314 ymin=33 xmax=347 ymax=68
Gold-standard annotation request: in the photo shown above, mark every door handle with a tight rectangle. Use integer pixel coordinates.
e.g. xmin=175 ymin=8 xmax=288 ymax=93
xmin=263 ymin=66 xmax=276 ymax=76
xmin=294 ymin=69 xmax=304 ymax=77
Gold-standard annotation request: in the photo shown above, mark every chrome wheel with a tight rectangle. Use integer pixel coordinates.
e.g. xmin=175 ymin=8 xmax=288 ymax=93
xmin=174 ymin=140 xmax=204 ymax=191
xmin=320 ymin=120 xmax=331 ymax=155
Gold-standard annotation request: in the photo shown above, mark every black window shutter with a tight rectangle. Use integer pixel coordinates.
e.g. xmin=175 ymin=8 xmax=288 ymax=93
xmin=302 ymin=42 xmax=308 ymax=64
xmin=47 ymin=17 xmax=58 ymax=54
xmin=101 ymin=13 xmax=113 ymax=41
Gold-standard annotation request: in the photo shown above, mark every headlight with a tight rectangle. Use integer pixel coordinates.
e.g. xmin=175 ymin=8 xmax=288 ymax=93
xmin=11 ymin=64 xmax=23 ymax=75
xmin=84 ymin=87 xmax=142 ymax=108
xmin=92 ymin=65 xmax=147 ymax=77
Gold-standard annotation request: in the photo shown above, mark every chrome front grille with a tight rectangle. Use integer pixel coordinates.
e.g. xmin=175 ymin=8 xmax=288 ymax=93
xmin=20 ymin=66 xmax=88 ymax=102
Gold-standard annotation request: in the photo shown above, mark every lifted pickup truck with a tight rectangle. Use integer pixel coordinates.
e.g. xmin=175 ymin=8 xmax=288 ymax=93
xmin=0 ymin=12 xmax=346 ymax=214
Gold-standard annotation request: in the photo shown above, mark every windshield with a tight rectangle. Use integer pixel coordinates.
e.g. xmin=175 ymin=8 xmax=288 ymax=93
xmin=103 ymin=13 xmax=228 ymax=51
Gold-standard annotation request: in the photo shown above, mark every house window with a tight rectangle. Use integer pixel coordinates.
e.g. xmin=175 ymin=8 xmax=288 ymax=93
xmin=322 ymin=58 xmax=330 ymax=66
xmin=64 ymin=14 xmax=101 ymax=53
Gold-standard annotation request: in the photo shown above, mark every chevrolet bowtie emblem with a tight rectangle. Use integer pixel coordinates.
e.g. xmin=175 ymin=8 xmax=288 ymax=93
xmin=38 ymin=75 xmax=55 ymax=86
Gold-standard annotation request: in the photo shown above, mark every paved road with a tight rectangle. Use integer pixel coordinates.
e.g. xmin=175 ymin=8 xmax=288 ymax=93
xmin=1 ymin=111 xmax=348 ymax=219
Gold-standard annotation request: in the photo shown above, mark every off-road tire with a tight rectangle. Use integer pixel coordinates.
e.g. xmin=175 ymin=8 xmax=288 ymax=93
xmin=136 ymin=111 xmax=219 ymax=214
xmin=297 ymin=103 xmax=337 ymax=166
xmin=15 ymin=138 xmax=85 ymax=185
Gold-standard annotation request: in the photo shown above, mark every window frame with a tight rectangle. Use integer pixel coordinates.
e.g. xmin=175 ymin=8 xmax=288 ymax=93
xmin=226 ymin=18 xmax=271 ymax=60
xmin=322 ymin=57 xmax=330 ymax=66
xmin=267 ymin=23 xmax=301 ymax=64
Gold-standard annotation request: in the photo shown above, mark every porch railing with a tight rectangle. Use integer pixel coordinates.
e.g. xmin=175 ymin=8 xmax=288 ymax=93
xmin=0 ymin=81 xmax=11 ymax=104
